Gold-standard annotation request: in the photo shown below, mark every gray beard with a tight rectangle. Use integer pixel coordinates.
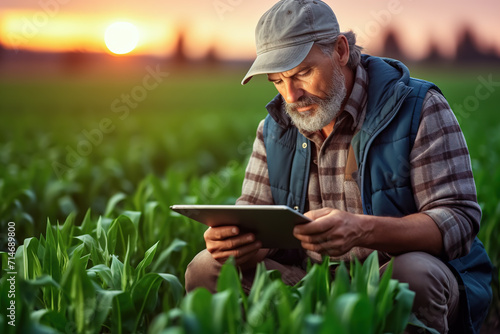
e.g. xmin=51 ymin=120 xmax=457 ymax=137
xmin=284 ymin=66 xmax=347 ymax=133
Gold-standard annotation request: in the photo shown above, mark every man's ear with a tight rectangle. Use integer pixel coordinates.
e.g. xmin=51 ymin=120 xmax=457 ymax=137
xmin=335 ymin=35 xmax=350 ymax=67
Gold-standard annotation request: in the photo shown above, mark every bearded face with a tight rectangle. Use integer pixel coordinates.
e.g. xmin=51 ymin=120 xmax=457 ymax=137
xmin=284 ymin=61 xmax=347 ymax=133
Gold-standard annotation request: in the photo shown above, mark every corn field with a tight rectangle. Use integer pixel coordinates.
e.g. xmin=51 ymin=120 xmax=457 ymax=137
xmin=0 ymin=68 xmax=499 ymax=333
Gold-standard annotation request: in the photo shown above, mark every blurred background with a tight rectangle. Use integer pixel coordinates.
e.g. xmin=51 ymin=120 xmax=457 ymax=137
xmin=0 ymin=0 xmax=499 ymax=330
xmin=1 ymin=0 xmax=500 ymax=64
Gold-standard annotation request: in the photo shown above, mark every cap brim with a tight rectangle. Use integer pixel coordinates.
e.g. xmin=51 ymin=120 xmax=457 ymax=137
xmin=241 ymin=41 xmax=314 ymax=85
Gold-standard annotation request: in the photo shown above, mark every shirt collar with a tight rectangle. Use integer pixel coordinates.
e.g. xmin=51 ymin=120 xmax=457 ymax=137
xmin=343 ymin=63 xmax=369 ymax=131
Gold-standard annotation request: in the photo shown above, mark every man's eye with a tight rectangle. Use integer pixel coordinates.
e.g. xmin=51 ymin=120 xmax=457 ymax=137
xmin=298 ymin=69 xmax=311 ymax=76
xmin=272 ymin=80 xmax=283 ymax=85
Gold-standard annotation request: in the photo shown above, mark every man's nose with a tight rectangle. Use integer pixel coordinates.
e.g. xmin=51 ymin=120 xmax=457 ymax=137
xmin=282 ymin=80 xmax=304 ymax=104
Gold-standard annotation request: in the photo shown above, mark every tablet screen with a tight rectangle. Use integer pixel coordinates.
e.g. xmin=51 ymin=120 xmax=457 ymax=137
xmin=170 ymin=205 xmax=311 ymax=249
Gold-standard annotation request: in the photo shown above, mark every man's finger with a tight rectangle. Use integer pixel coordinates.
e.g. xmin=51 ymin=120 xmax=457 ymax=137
xmin=294 ymin=231 xmax=331 ymax=244
xmin=204 ymin=225 xmax=239 ymax=240
xmin=211 ymin=240 xmax=262 ymax=262
xmin=293 ymin=217 xmax=331 ymax=236
xmin=207 ymin=233 xmax=256 ymax=253
xmin=304 ymin=207 xmax=333 ymax=220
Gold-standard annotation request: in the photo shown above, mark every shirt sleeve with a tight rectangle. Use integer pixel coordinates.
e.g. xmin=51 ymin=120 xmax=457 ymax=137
xmin=410 ymin=89 xmax=481 ymax=261
xmin=236 ymin=119 xmax=275 ymax=205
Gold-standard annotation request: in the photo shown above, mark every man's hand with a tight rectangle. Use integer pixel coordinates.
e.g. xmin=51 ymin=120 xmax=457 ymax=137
xmin=293 ymin=208 xmax=444 ymax=257
xmin=204 ymin=225 xmax=263 ymax=267
xmin=293 ymin=208 xmax=363 ymax=256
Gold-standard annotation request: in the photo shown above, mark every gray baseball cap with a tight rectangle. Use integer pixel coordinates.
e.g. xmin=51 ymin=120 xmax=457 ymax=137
xmin=241 ymin=0 xmax=340 ymax=85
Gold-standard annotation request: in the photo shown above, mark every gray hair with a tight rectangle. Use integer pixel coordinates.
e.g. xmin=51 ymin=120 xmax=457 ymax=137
xmin=315 ymin=31 xmax=363 ymax=71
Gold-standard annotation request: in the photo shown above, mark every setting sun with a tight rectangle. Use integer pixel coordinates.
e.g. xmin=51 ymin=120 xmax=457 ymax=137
xmin=104 ymin=21 xmax=139 ymax=55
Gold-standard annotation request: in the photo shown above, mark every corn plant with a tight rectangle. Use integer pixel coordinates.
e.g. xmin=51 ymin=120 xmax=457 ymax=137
xmin=0 ymin=209 xmax=186 ymax=334
xmin=149 ymin=252 xmax=437 ymax=334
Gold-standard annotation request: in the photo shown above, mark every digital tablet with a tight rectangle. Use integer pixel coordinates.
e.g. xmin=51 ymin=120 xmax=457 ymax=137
xmin=170 ymin=205 xmax=311 ymax=249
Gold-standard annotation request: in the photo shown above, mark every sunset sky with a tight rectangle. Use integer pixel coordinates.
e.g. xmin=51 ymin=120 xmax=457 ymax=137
xmin=1 ymin=0 xmax=499 ymax=60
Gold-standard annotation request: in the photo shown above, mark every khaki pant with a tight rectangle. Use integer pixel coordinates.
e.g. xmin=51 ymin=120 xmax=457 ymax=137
xmin=185 ymin=250 xmax=459 ymax=333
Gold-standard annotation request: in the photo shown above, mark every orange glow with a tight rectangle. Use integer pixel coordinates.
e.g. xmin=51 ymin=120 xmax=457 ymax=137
xmin=0 ymin=10 xmax=176 ymax=56
xmin=1 ymin=1 xmax=499 ymax=61
xmin=0 ymin=9 xmax=257 ymax=60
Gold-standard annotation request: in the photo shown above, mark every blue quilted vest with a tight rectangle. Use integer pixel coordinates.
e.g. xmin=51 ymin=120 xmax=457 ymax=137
xmin=262 ymin=55 xmax=492 ymax=333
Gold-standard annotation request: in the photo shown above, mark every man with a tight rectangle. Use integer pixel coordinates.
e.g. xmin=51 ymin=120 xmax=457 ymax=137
xmin=185 ymin=0 xmax=492 ymax=333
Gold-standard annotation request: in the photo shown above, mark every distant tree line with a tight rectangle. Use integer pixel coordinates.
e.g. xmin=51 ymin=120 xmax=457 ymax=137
xmin=380 ymin=25 xmax=500 ymax=64
xmin=0 ymin=24 xmax=498 ymax=73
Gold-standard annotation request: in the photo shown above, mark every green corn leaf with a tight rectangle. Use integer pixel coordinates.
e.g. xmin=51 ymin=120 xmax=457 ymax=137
xmin=181 ymin=313 xmax=202 ymax=334
xmin=161 ymin=326 xmax=187 ymax=334
xmin=143 ymin=201 xmax=161 ymax=247
xmin=132 ymin=176 xmax=149 ymax=212
xmin=30 ymin=309 xmax=67 ymax=333
xmin=14 ymin=244 xmax=25 ymax=278
xmin=60 ymin=244 xmax=96 ymax=333
xmin=75 ymin=234 xmax=105 ymax=266
xmin=88 ymin=264 xmax=114 ymax=288
xmin=123 ymin=210 xmax=141 ymax=227
xmin=97 ymin=216 xmax=114 ymax=236
xmin=332 ymin=293 xmax=374 ymax=334
xmin=330 ymin=262 xmax=350 ymax=300
xmin=110 ymin=255 xmax=124 ymax=290
xmin=375 ymin=259 xmax=395 ymax=332
xmin=351 ymin=258 xmax=366 ymax=296
xmin=93 ymin=290 xmax=123 ymax=333
xmin=384 ymin=282 xmax=415 ymax=334
xmin=295 ymin=259 xmax=330 ymax=315
xmin=22 ymin=274 xmax=62 ymax=316
xmin=26 ymin=274 xmax=60 ymax=288
xmin=123 ymin=210 xmax=141 ymax=253
xmin=105 ymin=192 xmax=127 ymax=217
xmin=274 ymin=282 xmax=295 ymax=334
xmin=302 ymin=314 xmax=323 ymax=334
xmin=247 ymin=279 xmax=278 ymax=328
xmin=21 ymin=237 xmax=42 ymax=280
xmin=377 ymin=279 xmax=399 ymax=332
xmin=216 ymin=257 xmax=247 ymax=313
xmin=80 ymin=253 xmax=91 ymax=269
xmin=135 ymin=241 xmax=159 ymax=280
xmin=160 ymin=273 xmax=184 ymax=311
xmin=79 ymin=208 xmax=94 ymax=235
xmin=131 ymin=273 xmax=183 ymax=332
xmin=60 ymin=212 xmax=75 ymax=249
xmin=151 ymin=239 xmax=188 ymax=273
xmin=96 ymin=217 xmax=111 ymax=266
xmin=111 ymin=292 xmax=137 ymax=334
xmin=151 ymin=172 xmax=174 ymax=211
xmin=211 ymin=290 xmax=240 ymax=334
xmin=317 ymin=305 xmax=346 ymax=334
xmin=147 ymin=313 xmax=170 ymax=334
xmin=246 ymin=280 xmax=281 ymax=332
xmin=42 ymin=221 xmax=63 ymax=312
xmin=43 ymin=219 xmax=61 ymax=281
xmin=361 ymin=251 xmax=380 ymax=301
xmin=247 ymin=262 xmax=270 ymax=306
xmin=181 ymin=288 xmax=213 ymax=332
xmin=121 ymin=237 xmax=132 ymax=291
xmin=107 ymin=215 xmax=137 ymax=258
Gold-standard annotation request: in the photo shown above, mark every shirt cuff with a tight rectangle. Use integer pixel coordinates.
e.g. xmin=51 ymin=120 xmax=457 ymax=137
xmin=422 ymin=207 xmax=470 ymax=261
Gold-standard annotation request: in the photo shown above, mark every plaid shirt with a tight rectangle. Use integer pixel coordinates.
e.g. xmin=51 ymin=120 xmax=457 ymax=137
xmin=236 ymin=64 xmax=481 ymax=263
